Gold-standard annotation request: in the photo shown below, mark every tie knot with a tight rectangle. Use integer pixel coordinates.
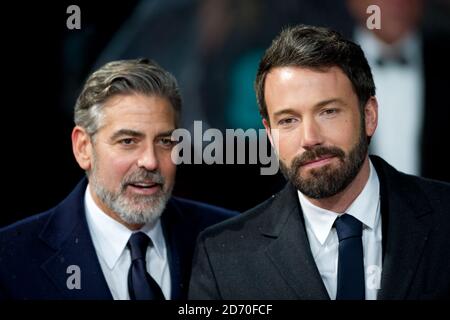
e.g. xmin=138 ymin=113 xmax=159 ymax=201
xmin=128 ymin=232 xmax=151 ymax=261
xmin=334 ymin=214 xmax=362 ymax=241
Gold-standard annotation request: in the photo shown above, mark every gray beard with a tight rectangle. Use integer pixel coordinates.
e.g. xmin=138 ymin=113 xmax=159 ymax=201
xmin=91 ymin=180 xmax=171 ymax=225
xmin=88 ymin=154 xmax=172 ymax=225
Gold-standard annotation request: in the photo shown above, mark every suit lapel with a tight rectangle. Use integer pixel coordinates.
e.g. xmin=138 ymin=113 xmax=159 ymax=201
xmin=161 ymin=199 xmax=194 ymax=300
xmin=261 ymin=157 xmax=434 ymax=300
xmin=39 ymin=179 xmax=112 ymax=299
xmin=262 ymin=183 xmax=330 ymax=299
xmin=372 ymin=156 xmax=433 ymax=299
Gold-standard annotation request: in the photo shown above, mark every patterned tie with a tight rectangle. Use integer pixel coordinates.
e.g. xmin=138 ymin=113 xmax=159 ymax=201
xmin=334 ymin=214 xmax=365 ymax=300
xmin=127 ymin=232 xmax=166 ymax=300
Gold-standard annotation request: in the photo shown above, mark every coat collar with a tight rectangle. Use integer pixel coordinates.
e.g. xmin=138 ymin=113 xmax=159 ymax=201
xmin=161 ymin=198 xmax=195 ymax=300
xmin=260 ymin=155 xmax=433 ymax=299
xmin=39 ymin=178 xmax=113 ymax=299
xmin=38 ymin=177 xmax=191 ymax=299
xmin=261 ymin=182 xmax=330 ymax=299
xmin=371 ymin=156 xmax=433 ymax=299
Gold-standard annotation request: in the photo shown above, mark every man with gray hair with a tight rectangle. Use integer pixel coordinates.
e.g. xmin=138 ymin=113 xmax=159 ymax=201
xmin=0 ymin=58 xmax=235 ymax=300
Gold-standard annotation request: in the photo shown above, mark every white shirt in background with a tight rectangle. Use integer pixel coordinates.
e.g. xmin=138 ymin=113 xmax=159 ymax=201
xmin=355 ymin=27 xmax=424 ymax=176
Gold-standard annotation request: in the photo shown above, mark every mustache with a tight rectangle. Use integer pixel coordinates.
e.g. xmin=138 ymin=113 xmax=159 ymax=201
xmin=121 ymin=169 xmax=165 ymax=187
xmin=291 ymin=146 xmax=345 ymax=169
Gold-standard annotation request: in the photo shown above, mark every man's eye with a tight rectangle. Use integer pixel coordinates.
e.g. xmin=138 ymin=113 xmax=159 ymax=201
xmin=119 ymin=138 xmax=135 ymax=145
xmin=159 ymin=138 xmax=175 ymax=147
xmin=322 ymin=109 xmax=338 ymax=116
xmin=278 ymin=118 xmax=297 ymax=126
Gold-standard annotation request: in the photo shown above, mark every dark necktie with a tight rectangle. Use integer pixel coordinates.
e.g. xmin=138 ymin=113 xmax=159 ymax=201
xmin=127 ymin=232 xmax=166 ymax=300
xmin=334 ymin=214 xmax=365 ymax=300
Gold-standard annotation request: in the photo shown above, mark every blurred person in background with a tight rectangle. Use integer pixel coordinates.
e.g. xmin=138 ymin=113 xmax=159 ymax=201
xmin=347 ymin=0 xmax=450 ymax=181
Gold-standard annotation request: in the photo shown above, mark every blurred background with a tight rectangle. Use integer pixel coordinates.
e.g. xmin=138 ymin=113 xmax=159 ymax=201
xmin=2 ymin=0 xmax=449 ymax=227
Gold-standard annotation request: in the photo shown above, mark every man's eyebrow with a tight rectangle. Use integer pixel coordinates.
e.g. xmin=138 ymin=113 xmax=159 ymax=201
xmin=314 ymin=98 xmax=345 ymax=109
xmin=273 ymin=108 xmax=299 ymax=118
xmin=272 ymin=98 xmax=345 ymax=118
xmin=156 ymin=129 xmax=176 ymax=139
xmin=110 ymin=129 xmax=144 ymax=141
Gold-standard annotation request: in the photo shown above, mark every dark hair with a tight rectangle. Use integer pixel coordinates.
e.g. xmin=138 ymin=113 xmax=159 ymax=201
xmin=74 ymin=58 xmax=182 ymax=136
xmin=255 ymin=25 xmax=375 ymax=120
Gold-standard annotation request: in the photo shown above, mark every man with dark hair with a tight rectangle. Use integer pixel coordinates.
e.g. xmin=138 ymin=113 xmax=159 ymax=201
xmin=189 ymin=25 xmax=450 ymax=300
xmin=0 ymin=59 xmax=236 ymax=300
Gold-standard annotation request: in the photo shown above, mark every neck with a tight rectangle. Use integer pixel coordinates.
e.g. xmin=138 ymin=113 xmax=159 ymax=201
xmin=305 ymin=156 xmax=371 ymax=213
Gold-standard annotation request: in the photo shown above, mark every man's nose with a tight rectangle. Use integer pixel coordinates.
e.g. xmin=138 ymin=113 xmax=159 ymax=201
xmin=137 ymin=146 xmax=159 ymax=171
xmin=301 ymin=119 xmax=324 ymax=149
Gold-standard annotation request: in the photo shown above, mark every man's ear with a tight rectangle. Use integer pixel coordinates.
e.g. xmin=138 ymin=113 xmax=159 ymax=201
xmin=72 ymin=126 xmax=93 ymax=171
xmin=262 ymin=118 xmax=274 ymax=147
xmin=364 ymin=97 xmax=378 ymax=138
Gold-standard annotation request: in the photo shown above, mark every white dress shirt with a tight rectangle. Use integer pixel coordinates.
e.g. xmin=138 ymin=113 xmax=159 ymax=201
xmin=355 ymin=27 xmax=424 ymax=176
xmin=84 ymin=185 xmax=171 ymax=300
xmin=298 ymin=160 xmax=382 ymax=300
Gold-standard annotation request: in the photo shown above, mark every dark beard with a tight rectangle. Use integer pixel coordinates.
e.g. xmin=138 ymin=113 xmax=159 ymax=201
xmin=279 ymin=130 xmax=368 ymax=199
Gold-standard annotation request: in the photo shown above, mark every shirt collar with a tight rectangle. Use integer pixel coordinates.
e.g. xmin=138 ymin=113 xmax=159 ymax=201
xmin=84 ymin=184 xmax=166 ymax=269
xmin=298 ymin=160 xmax=380 ymax=245
xmin=346 ymin=160 xmax=380 ymax=230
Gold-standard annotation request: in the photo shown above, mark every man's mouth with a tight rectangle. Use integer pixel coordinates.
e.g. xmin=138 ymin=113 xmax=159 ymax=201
xmin=301 ymin=155 xmax=336 ymax=168
xmin=126 ymin=181 xmax=162 ymax=195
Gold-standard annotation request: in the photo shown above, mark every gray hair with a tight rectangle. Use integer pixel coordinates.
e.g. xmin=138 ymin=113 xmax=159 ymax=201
xmin=74 ymin=58 xmax=182 ymax=136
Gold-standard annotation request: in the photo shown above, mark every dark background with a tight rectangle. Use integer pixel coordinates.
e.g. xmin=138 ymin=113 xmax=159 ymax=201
xmin=2 ymin=0 xmax=449 ymax=227
xmin=2 ymin=0 xmax=286 ymax=227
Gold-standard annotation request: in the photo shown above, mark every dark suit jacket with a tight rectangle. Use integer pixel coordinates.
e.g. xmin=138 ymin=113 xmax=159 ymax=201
xmin=189 ymin=156 xmax=450 ymax=299
xmin=0 ymin=178 xmax=236 ymax=300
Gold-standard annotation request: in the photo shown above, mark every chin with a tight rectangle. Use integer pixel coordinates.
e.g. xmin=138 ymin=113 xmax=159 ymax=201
xmin=120 ymin=209 xmax=164 ymax=226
